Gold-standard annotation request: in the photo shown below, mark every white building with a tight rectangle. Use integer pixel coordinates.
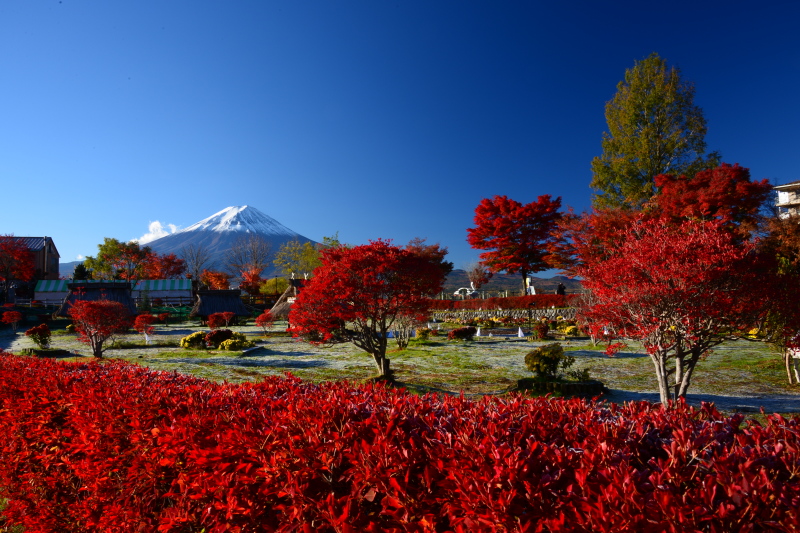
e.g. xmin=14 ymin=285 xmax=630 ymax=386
xmin=775 ymin=180 xmax=800 ymax=219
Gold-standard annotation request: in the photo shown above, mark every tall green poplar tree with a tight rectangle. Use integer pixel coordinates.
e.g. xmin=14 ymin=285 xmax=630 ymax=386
xmin=591 ymin=53 xmax=720 ymax=209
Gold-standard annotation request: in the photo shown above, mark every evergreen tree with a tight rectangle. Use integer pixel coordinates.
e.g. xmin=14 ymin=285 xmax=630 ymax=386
xmin=591 ymin=53 xmax=720 ymax=209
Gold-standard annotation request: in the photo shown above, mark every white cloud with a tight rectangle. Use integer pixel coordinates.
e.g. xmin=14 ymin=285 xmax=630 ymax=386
xmin=136 ymin=221 xmax=180 ymax=244
xmin=76 ymin=254 xmax=84 ymax=260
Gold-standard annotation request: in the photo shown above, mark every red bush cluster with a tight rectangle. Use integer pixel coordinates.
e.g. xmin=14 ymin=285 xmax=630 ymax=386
xmin=204 ymin=328 xmax=233 ymax=348
xmin=24 ymin=323 xmax=51 ymax=349
xmin=428 ymin=294 xmax=578 ymax=311
xmin=0 ymin=352 xmax=798 ymax=532
xmin=447 ymin=326 xmax=477 ymax=341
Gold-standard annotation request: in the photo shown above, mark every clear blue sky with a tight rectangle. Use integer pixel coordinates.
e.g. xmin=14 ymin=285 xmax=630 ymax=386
xmin=2 ymin=1 xmax=799 ymax=273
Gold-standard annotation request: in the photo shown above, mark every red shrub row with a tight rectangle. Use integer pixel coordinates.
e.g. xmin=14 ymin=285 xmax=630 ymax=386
xmin=428 ymin=294 xmax=579 ymax=311
xmin=0 ymin=351 xmax=798 ymax=532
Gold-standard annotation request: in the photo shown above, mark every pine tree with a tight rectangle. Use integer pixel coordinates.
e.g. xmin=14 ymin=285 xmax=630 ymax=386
xmin=591 ymin=53 xmax=719 ymax=209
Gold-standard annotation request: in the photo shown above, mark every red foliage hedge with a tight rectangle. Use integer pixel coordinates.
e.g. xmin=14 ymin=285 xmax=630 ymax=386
xmin=0 ymin=351 xmax=798 ymax=532
xmin=428 ymin=293 xmax=579 ymax=311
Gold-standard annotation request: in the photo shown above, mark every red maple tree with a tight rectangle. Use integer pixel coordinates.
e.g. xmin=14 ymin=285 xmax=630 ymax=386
xmin=0 ymin=236 xmax=35 ymax=301
xmin=238 ymin=268 xmax=263 ymax=296
xmin=200 ymin=269 xmax=231 ymax=290
xmin=68 ymin=300 xmax=132 ymax=357
xmin=143 ymin=253 xmax=186 ymax=279
xmin=255 ymin=310 xmax=275 ymax=335
xmin=653 ymin=163 xmax=772 ymax=235
xmin=2 ymin=311 xmax=23 ymax=333
xmin=133 ymin=314 xmax=156 ymax=341
xmin=575 ymin=216 xmax=773 ymax=404
xmin=289 ymin=240 xmax=447 ymax=378
xmin=467 ymin=195 xmax=562 ymax=293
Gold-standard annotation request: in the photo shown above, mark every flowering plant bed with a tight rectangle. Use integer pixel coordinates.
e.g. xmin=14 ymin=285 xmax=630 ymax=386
xmin=0 ymin=351 xmax=798 ymax=532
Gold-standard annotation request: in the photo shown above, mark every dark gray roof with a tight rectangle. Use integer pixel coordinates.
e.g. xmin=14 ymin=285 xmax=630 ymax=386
xmin=3 ymin=236 xmax=59 ymax=256
xmin=190 ymin=290 xmax=250 ymax=317
xmin=56 ymin=282 xmax=137 ymax=317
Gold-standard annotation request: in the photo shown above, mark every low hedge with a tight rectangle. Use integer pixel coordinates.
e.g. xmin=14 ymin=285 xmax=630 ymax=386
xmin=428 ymin=293 xmax=578 ymax=311
xmin=0 ymin=351 xmax=798 ymax=531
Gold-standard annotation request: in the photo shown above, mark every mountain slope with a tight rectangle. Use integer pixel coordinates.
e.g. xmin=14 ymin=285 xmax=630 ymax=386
xmin=144 ymin=206 xmax=315 ymax=272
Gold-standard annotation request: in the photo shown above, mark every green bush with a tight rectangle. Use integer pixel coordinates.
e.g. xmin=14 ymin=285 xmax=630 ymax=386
xmin=525 ymin=343 xmax=576 ymax=381
xmin=180 ymin=331 xmax=207 ymax=349
xmin=219 ymin=333 xmax=256 ymax=351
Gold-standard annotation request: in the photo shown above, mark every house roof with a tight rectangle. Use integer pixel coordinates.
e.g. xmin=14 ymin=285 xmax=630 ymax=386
xmin=55 ymin=282 xmax=138 ymax=317
xmin=4 ymin=236 xmax=58 ymax=255
xmin=774 ymin=180 xmax=800 ymax=190
xmin=36 ymin=279 xmax=192 ymax=293
xmin=190 ymin=290 xmax=250 ymax=317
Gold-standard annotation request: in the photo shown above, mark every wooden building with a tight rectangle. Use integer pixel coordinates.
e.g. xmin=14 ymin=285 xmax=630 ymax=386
xmin=190 ymin=289 xmax=250 ymax=320
xmin=55 ymin=281 xmax=138 ymax=317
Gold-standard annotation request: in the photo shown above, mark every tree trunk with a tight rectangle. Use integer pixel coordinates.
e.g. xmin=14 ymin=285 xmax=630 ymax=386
xmin=521 ymin=270 xmax=529 ymax=296
xmin=785 ymin=349 xmax=795 ymax=385
xmin=651 ymin=353 xmax=672 ymax=405
xmin=673 ymin=354 xmax=684 ymax=401
xmin=371 ymin=353 xmax=391 ymax=378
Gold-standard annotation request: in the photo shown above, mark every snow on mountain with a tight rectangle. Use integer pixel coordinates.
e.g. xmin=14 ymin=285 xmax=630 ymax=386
xmin=180 ymin=206 xmax=301 ymax=236
xmin=143 ymin=206 xmax=316 ymax=273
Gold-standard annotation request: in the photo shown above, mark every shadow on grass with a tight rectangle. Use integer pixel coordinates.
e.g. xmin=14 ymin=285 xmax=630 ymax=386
xmin=601 ymin=389 xmax=800 ymax=414
xmin=237 ymin=346 xmax=320 ymax=358
xmin=569 ymin=349 xmax=648 ymax=359
xmin=148 ymin=356 xmax=329 ymax=369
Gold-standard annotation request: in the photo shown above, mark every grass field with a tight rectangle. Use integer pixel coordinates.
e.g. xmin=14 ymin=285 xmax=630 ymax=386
xmin=2 ymin=320 xmax=798 ymax=415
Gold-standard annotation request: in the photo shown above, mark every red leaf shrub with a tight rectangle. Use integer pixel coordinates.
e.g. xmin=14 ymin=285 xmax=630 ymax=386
xmin=447 ymin=326 xmax=477 ymax=341
xmin=255 ymin=310 xmax=275 ymax=335
xmin=221 ymin=311 xmax=235 ymax=326
xmin=1 ymin=310 xmax=23 ymax=332
xmin=207 ymin=312 xmax=226 ymax=330
xmin=68 ymin=300 xmax=132 ymax=358
xmin=428 ymin=293 xmax=578 ymax=311
xmin=24 ymin=323 xmax=51 ymax=349
xmin=0 ymin=352 xmax=798 ymax=532
xmin=158 ymin=312 xmax=170 ymax=324
xmin=133 ymin=314 xmax=156 ymax=337
xmin=205 ymin=328 xmax=233 ymax=348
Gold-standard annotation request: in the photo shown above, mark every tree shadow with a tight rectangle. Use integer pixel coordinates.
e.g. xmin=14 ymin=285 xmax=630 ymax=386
xmin=570 ymin=349 xmax=648 ymax=359
xmin=150 ymin=356 xmax=328 ymax=369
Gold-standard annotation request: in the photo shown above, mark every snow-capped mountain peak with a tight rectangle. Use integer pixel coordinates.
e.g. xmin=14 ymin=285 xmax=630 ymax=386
xmin=179 ymin=206 xmax=300 ymax=237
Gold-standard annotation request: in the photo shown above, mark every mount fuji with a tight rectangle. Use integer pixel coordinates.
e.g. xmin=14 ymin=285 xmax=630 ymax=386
xmin=143 ymin=206 xmax=316 ymax=271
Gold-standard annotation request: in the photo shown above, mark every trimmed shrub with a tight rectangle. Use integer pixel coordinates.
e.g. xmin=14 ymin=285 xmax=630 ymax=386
xmin=532 ymin=321 xmax=549 ymax=339
xmin=180 ymin=331 xmax=207 ymax=349
xmin=447 ymin=326 xmax=477 ymax=341
xmin=415 ymin=327 xmax=431 ymax=340
xmin=0 ymin=353 xmax=798 ymax=532
xmin=219 ymin=333 xmax=256 ymax=351
xmin=525 ymin=343 xmax=575 ymax=380
xmin=207 ymin=313 xmax=226 ymax=330
xmin=205 ymin=329 xmax=234 ymax=348
xmin=24 ymin=323 xmax=51 ymax=349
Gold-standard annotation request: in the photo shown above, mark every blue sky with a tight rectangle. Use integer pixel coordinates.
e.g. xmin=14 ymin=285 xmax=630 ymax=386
xmin=2 ymin=1 xmax=799 ymax=273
